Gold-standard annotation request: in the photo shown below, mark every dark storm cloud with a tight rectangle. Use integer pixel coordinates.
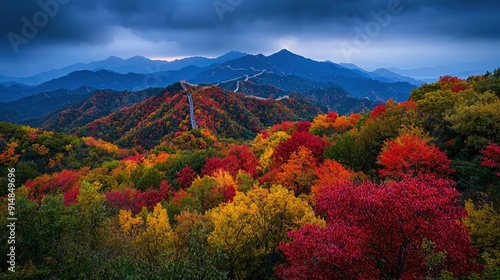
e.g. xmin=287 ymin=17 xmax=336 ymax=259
xmin=3 ymin=0 xmax=498 ymax=45
xmin=0 ymin=0 xmax=499 ymax=76
xmin=389 ymin=0 xmax=500 ymax=40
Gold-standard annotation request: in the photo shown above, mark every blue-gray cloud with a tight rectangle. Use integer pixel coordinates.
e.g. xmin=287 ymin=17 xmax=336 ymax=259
xmin=0 ymin=0 xmax=499 ymax=76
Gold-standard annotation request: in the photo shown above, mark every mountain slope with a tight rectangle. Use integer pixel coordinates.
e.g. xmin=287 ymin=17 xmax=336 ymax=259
xmin=3 ymin=66 xmax=208 ymax=100
xmin=34 ymin=70 xmax=150 ymax=93
xmin=38 ymin=87 xmax=164 ymax=133
xmin=221 ymin=80 xmax=377 ymax=115
xmin=370 ymin=68 xmax=424 ymax=86
xmin=266 ymin=49 xmax=362 ymax=80
xmin=219 ymin=72 xmax=337 ymax=93
xmin=339 ymin=63 xmax=424 ymax=86
xmin=76 ymin=83 xmax=322 ymax=149
xmin=231 ymin=81 xmax=290 ymax=99
xmin=306 ymin=87 xmax=380 ymax=115
xmin=0 ymin=83 xmax=33 ymax=102
xmin=191 ymin=50 xmax=417 ymax=101
xmin=0 ymin=87 xmax=94 ymax=123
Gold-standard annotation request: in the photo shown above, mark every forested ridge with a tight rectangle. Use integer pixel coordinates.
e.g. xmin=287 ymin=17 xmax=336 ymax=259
xmin=1 ymin=70 xmax=500 ymax=279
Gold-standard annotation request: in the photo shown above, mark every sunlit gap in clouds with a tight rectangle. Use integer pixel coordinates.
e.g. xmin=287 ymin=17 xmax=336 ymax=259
xmin=147 ymin=56 xmax=191 ymax=62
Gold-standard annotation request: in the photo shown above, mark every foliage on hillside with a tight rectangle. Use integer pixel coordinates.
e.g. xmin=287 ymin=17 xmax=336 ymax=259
xmin=41 ymin=87 xmax=164 ymax=133
xmin=0 ymin=122 xmax=128 ymax=196
xmin=77 ymin=84 xmax=321 ymax=149
xmin=1 ymin=70 xmax=500 ymax=279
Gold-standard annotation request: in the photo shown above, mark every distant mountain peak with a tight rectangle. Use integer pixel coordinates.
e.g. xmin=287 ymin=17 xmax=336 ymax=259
xmin=126 ymin=55 xmax=150 ymax=62
xmin=277 ymin=49 xmax=293 ymax=54
xmin=222 ymin=51 xmax=246 ymax=56
xmin=72 ymin=69 xmax=95 ymax=74
xmin=216 ymin=51 xmax=248 ymax=61
xmin=104 ymin=56 xmax=123 ymax=62
xmin=267 ymin=49 xmax=310 ymax=64
xmin=272 ymin=49 xmax=300 ymax=57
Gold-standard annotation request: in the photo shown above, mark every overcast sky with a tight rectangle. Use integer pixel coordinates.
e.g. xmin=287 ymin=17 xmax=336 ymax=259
xmin=1 ymin=0 xmax=499 ymax=77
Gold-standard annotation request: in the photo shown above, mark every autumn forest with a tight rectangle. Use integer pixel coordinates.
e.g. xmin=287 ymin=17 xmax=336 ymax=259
xmin=1 ymin=70 xmax=500 ymax=280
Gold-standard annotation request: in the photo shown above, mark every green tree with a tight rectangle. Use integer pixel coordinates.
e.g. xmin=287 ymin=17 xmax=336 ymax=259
xmin=136 ymin=167 xmax=163 ymax=191
xmin=323 ymin=130 xmax=368 ymax=172
xmin=444 ymin=92 xmax=500 ymax=152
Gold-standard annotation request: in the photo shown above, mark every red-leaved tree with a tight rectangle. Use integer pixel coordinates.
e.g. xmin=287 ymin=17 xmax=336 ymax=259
xmin=25 ymin=169 xmax=82 ymax=204
xmin=272 ymin=131 xmax=327 ymax=168
xmin=202 ymin=144 xmax=258 ymax=178
xmin=481 ymin=142 xmax=500 ymax=176
xmin=106 ymin=180 xmax=170 ymax=214
xmin=63 ymin=186 xmax=80 ymax=206
xmin=377 ymin=134 xmax=454 ymax=180
xmin=438 ymin=75 xmax=469 ymax=93
xmin=175 ymin=165 xmax=196 ymax=188
xmin=277 ymin=177 xmax=480 ymax=279
xmin=278 ymin=224 xmax=375 ymax=279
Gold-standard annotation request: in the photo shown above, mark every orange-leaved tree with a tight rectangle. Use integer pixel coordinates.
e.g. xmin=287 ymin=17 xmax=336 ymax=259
xmin=275 ymin=146 xmax=318 ymax=196
xmin=311 ymin=159 xmax=355 ymax=198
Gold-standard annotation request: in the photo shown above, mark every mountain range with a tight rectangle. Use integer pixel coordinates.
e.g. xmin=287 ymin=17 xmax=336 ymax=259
xmin=0 ymin=49 xmax=420 ymax=104
xmin=0 ymin=51 xmax=248 ymax=86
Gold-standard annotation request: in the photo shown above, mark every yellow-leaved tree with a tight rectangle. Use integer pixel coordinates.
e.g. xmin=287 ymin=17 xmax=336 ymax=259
xmin=0 ymin=142 xmax=20 ymax=166
xmin=186 ymin=170 xmax=237 ymax=212
xmin=118 ymin=203 xmax=175 ymax=264
xmin=464 ymin=200 xmax=500 ymax=278
xmin=208 ymin=185 xmax=325 ymax=279
xmin=309 ymin=113 xmax=333 ymax=135
xmin=252 ymin=131 xmax=290 ymax=173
